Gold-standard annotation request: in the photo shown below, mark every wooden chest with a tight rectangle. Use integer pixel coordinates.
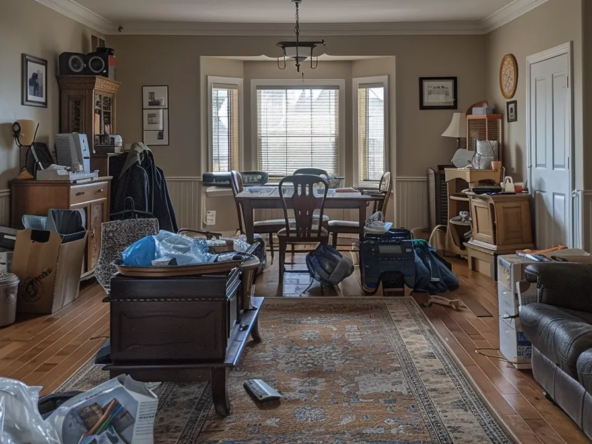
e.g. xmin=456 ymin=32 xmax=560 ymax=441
xmin=107 ymin=269 xmax=241 ymax=363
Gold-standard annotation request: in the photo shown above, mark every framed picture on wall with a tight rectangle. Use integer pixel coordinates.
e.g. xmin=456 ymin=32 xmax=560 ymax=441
xmin=507 ymin=100 xmax=518 ymax=122
xmin=143 ymin=109 xmax=169 ymax=145
xmin=419 ymin=77 xmax=457 ymax=110
xmin=22 ymin=54 xmax=48 ymax=108
xmin=142 ymin=85 xmax=168 ymax=108
xmin=143 ymin=109 xmax=164 ymax=131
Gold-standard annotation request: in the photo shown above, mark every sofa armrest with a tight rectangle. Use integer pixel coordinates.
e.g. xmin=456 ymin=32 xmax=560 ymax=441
xmin=524 ymin=263 xmax=592 ymax=313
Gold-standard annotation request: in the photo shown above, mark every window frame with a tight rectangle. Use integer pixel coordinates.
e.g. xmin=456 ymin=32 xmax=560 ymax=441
xmin=353 ymin=75 xmax=389 ymax=187
xmin=207 ymin=76 xmax=244 ymax=172
xmin=250 ymin=78 xmax=346 ymax=178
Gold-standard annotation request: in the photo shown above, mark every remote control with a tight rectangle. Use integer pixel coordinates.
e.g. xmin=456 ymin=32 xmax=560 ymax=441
xmin=243 ymin=379 xmax=282 ymax=402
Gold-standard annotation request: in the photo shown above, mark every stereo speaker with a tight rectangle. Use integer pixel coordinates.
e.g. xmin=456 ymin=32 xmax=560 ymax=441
xmin=59 ymin=49 xmax=116 ymax=79
xmin=59 ymin=52 xmax=86 ymax=75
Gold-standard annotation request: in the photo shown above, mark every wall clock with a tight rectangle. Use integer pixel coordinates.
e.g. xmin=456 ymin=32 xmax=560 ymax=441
xmin=500 ymin=54 xmax=518 ymax=99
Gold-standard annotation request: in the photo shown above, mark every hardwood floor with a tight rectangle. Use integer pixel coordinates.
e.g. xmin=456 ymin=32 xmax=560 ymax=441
xmin=0 ymin=255 xmax=588 ymax=443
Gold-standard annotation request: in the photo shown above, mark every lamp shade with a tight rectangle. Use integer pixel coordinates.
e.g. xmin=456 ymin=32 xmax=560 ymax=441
xmin=442 ymin=112 xmax=467 ymax=139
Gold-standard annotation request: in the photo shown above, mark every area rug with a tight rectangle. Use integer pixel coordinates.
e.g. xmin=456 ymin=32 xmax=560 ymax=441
xmin=59 ymin=298 xmax=514 ymax=443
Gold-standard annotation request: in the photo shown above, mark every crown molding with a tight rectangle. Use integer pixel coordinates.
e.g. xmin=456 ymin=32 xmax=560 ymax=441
xmin=116 ymin=21 xmax=485 ymax=36
xmin=34 ymin=0 xmax=549 ymax=37
xmin=482 ymin=0 xmax=549 ymax=33
xmin=34 ymin=0 xmax=116 ymax=34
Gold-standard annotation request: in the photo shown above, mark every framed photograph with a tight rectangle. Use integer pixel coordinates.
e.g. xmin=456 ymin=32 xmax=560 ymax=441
xmin=22 ymin=54 xmax=48 ymax=108
xmin=143 ymin=85 xmax=168 ymax=109
xmin=419 ymin=77 xmax=457 ymax=110
xmin=143 ymin=110 xmax=169 ymax=145
xmin=507 ymin=100 xmax=518 ymax=123
xmin=143 ymin=109 xmax=164 ymax=131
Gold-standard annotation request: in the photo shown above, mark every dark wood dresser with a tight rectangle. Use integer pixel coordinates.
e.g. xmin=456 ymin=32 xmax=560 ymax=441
xmin=10 ymin=177 xmax=112 ymax=277
xmin=104 ymin=269 xmax=263 ymax=416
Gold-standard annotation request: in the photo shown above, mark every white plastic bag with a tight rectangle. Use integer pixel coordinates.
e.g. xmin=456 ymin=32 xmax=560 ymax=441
xmin=0 ymin=378 xmax=60 ymax=444
xmin=154 ymin=230 xmax=215 ymax=265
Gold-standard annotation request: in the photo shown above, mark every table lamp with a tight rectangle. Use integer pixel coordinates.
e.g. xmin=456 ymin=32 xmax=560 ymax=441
xmin=11 ymin=119 xmax=43 ymax=177
xmin=442 ymin=112 xmax=467 ymax=149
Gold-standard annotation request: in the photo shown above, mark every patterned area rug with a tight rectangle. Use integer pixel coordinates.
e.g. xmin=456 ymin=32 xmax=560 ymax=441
xmin=60 ymin=298 xmax=514 ymax=443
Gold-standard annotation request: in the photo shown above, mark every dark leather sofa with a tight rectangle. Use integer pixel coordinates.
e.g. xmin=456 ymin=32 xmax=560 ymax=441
xmin=521 ymin=263 xmax=592 ymax=439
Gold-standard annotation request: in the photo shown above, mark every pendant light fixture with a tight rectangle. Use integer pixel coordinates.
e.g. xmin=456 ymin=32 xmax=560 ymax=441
xmin=277 ymin=0 xmax=325 ymax=73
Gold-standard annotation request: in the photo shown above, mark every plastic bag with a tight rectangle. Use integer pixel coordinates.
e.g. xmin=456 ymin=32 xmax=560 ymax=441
xmin=154 ymin=231 xmax=214 ymax=265
xmin=121 ymin=236 xmax=158 ymax=267
xmin=121 ymin=231 xmax=215 ymax=267
xmin=0 ymin=378 xmax=60 ymax=444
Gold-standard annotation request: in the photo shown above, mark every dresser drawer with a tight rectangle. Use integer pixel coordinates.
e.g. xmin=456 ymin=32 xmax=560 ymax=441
xmin=70 ymin=182 xmax=109 ymax=205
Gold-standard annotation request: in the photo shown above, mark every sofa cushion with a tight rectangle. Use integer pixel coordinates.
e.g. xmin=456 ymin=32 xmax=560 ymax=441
xmin=521 ymin=303 xmax=592 ymax=380
xmin=578 ymin=349 xmax=592 ymax=393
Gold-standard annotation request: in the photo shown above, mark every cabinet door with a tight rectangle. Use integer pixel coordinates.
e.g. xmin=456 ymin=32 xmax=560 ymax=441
xmin=89 ymin=199 xmax=108 ymax=270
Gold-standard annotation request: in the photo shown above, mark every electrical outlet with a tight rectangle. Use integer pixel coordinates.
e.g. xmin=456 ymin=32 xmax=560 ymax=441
xmin=206 ymin=210 xmax=216 ymax=226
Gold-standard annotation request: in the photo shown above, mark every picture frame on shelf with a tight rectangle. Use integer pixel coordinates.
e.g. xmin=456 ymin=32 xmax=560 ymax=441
xmin=419 ymin=77 xmax=457 ymax=110
xmin=507 ymin=100 xmax=518 ymax=123
xmin=22 ymin=54 xmax=48 ymax=108
xmin=142 ymin=85 xmax=168 ymax=109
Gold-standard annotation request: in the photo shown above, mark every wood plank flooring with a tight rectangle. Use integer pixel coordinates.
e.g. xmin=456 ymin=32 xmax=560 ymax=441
xmin=0 ymin=255 xmax=588 ymax=443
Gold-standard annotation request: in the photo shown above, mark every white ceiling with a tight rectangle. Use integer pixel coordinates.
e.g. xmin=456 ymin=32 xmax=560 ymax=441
xmin=75 ymin=0 xmax=513 ymax=24
xmin=35 ymin=0 xmax=549 ymax=34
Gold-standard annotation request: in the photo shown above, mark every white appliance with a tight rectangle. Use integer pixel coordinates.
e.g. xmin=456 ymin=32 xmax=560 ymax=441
xmin=55 ymin=133 xmax=91 ymax=173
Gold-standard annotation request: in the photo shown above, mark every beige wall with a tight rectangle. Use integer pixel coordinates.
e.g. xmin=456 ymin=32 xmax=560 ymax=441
xmin=0 ymin=0 xmax=102 ymax=189
xmin=110 ymin=35 xmax=487 ymax=179
xmin=485 ymin=0 xmax=584 ymax=187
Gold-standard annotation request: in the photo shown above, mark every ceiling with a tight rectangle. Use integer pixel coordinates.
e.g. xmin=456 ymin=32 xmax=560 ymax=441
xmin=75 ymin=0 xmax=513 ymax=24
xmin=36 ymin=0 xmax=549 ymax=34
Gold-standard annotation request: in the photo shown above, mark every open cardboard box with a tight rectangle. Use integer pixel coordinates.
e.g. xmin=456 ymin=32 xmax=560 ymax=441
xmin=12 ymin=229 xmax=87 ymax=314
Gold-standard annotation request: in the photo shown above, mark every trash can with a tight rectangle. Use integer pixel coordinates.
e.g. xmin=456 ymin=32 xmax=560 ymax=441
xmin=0 ymin=273 xmax=19 ymax=327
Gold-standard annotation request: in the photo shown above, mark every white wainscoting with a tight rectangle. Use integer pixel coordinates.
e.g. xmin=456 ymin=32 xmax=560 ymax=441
xmin=0 ymin=190 xmax=9 ymax=226
xmin=395 ymin=177 xmax=428 ymax=229
xmin=573 ymin=190 xmax=592 ymax=251
xmin=166 ymin=177 xmax=203 ymax=230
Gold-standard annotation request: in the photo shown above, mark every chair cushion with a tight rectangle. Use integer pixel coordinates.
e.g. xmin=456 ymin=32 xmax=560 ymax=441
xmin=277 ymin=226 xmax=328 ymax=237
xmin=313 ymin=214 xmax=330 ymax=222
xmin=328 ymin=220 xmax=359 ymax=229
xmin=521 ymin=303 xmax=592 ymax=379
xmin=578 ymin=349 xmax=592 ymax=393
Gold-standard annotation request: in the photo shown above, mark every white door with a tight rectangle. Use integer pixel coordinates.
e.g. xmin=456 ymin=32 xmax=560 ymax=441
xmin=529 ymin=52 xmax=572 ymax=249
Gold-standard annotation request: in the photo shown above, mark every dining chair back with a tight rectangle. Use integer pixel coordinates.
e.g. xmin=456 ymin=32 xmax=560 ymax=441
xmin=294 ymin=168 xmax=329 ymax=178
xmin=375 ymin=171 xmax=393 ymax=214
xmin=230 ymin=170 xmax=246 ymax=234
xmin=279 ymin=175 xmax=329 ymax=238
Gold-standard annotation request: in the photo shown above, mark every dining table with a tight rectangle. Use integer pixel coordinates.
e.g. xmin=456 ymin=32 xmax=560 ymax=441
xmin=235 ymin=186 xmax=384 ymax=243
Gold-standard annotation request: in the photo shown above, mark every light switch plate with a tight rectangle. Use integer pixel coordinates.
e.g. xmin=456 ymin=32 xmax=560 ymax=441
xmin=206 ymin=210 xmax=216 ymax=226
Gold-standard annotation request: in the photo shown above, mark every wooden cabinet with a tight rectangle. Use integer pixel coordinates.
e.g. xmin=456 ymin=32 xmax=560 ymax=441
xmin=58 ymin=76 xmax=121 ymax=176
xmin=444 ymin=168 xmax=502 ymax=256
xmin=468 ymin=193 xmax=534 ymax=251
xmin=467 ymin=114 xmax=504 ymax=164
xmin=10 ymin=178 xmax=112 ymax=277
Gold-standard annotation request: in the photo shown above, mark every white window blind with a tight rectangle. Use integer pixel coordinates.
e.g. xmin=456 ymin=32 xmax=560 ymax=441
xmin=257 ymin=86 xmax=339 ymax=177
xmin=356 ymin=78 xmax=387 ymax=183
xmin=211 ymin=82 xmax=240 ymax=172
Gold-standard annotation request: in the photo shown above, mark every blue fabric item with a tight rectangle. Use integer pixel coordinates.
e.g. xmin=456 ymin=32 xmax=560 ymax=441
xmin=121 ymin=236 xmax=158 ymax=266
xmin=412 ymin=239 xmax=459 ymax=294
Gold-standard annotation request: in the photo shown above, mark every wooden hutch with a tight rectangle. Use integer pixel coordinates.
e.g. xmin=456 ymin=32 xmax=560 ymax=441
xmin=57 ymin=75 xmax=121 ymax=176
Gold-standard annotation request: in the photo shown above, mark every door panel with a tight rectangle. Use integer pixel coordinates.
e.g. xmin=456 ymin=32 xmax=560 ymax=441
xmin=530 ymin=53 xmax=570 ymax=249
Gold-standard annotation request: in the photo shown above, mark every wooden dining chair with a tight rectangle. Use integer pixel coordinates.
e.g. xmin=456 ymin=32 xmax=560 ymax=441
xmin=328 ymin=171 xmax=393 ymax=246
xmin=230 ymin=170 xmax=287 ymax=259
xmin=294 ymin=167 xmax=329 ymax=178
xmin=278 ymin=175 xmax=330 ymax=282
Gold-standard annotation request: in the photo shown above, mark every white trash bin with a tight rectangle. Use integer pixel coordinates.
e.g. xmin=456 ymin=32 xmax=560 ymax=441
xmin=0 ymin=273 xmax=19 ymax=327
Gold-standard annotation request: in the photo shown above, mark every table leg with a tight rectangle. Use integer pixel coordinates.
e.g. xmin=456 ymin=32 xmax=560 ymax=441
xmin=242 ymin=201 xmax=255 ymax=244
xmin=251 ymin=317 xmax=262 ymax=343
xmin=358 ymin=202 xmax=366 ymax=241
xmin=211 ymin=367 xmax=231 ymax=417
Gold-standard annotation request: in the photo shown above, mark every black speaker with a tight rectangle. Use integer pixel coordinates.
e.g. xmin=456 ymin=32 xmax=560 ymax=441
xmin=86 ymin=52 xmax=108 ymax=76
xmin=59 ymin=52 xmax=86 ymax=75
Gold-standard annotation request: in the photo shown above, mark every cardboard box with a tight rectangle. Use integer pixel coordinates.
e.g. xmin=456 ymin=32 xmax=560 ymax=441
xmin=12 ymin=229 xmax=87 ymax=314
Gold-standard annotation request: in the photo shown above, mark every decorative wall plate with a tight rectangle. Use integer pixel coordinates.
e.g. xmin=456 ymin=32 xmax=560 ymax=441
xmin=500 ymin=54 xmax=518 ymax=99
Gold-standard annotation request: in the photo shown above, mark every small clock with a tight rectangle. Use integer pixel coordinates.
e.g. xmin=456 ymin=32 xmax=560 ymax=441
xmin=500 ymin=54 xmax=518 ymax=99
